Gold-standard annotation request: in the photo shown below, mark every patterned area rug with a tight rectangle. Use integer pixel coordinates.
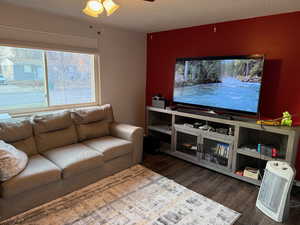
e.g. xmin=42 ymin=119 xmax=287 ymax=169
xmin=1 ymin=165 xmax=240 ymax=225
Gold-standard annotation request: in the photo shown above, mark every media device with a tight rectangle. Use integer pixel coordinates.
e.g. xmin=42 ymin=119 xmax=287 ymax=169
xmin=173 ymin=55 xmax=265 ymax=115
xmin=256 ymin=161 xmax=295 ymax=222
xmin=152 ymin=94 xmax=167 ymax=109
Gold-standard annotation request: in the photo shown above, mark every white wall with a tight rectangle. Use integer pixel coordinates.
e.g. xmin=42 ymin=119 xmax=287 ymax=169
xmin=0 ymin=3 xmax=146 ymax=127
xmin=99 ymin=27 xmax=146 ymax=127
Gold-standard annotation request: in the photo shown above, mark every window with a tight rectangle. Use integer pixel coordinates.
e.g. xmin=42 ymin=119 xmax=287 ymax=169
xmin=24 ymin=65 xmax=33 ymax=73
xmin=0 ymin=46 xmax=96 ymax=113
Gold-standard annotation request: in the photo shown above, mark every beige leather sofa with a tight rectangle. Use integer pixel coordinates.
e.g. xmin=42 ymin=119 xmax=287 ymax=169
xmin=0 ymin=104 xmax=143 ymax=221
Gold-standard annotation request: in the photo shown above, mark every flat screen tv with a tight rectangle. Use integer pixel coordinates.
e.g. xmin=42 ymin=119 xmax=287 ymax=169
xmin=173 ymin=55 xmax=265 ymax=115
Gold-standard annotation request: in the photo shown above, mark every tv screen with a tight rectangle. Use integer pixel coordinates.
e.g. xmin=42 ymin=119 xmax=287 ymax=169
xmin=173 ymin=55 xmax=264 ymax=115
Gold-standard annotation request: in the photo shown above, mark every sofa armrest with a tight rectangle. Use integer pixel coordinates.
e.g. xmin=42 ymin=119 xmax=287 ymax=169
xmin=110 ymin=123 xmax=144 ymax=164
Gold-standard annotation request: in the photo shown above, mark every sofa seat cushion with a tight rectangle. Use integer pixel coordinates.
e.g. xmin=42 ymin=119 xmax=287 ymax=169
xmin=1 ymin=154 xmax=61 ymax=198
xmin=42 ymin=143 xmax=104 ymax=178
xmin=83 ymin=136 xmax=132 ymax=162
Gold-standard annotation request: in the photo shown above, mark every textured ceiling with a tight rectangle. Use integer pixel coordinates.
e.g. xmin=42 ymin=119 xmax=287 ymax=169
xmin=1 ymin=0 xmax=300 ymax=33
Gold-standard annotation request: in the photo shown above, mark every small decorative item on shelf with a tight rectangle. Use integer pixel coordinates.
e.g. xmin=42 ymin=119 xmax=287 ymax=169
xmin=193 ymin=122 xmax=202 ymax=128
xmin=239 ymin=144 xmax=257 ymax=153
xmin=215 ymin=143 xmax=230 ymax=166
xmin=228 ymin=127 xmax=234 ymax=136
xmin=258 ymin=144 xmax=280 ymax=158
xmin=256 ymin=111 xmax=293 ymax=127
xmin=281 ymin=111 xmax=292 ymax=127
xmin=272 ymin=148 xmax=279 ymax=158
xmin=235 ymin=170 xmax=244 ymax=176
xmin=216 ymin=128 xmax=228 ymax=135
xmin=181 ymin=143 xmax=197 ymax=151
xmin=152 ymin=94 xmax=167 ymax=109
xmin=256 ymin=120 xmax=280 ymax=126
xmin=243 ymin=167 xmax=260 ymax=180
xmin=182 ymin=143 xmax=192 ymax=149
xmin=183 ymin=123 xmax=194 ymax=128
xmin=181 ymin=143 xmax=193 ymax=149
xmin=199 ymin=124 xmax=215 ymax=132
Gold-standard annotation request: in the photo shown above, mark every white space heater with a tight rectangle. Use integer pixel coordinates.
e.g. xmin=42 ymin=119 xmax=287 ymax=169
xmin=256 ymin=161 xmax=295 ymax=222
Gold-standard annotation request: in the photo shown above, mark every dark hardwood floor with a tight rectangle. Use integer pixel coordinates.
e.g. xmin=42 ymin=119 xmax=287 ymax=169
xmin=142 ymin=153 xmax=300 ymax=225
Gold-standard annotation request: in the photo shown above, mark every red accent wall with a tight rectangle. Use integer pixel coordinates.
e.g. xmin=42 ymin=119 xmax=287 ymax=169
xmin=146 ymin=12 xmax=300 ymax=179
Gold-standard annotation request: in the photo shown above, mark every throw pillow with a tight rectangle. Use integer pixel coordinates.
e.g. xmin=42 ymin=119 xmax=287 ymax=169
xmin=0 ymin=140 xmax=28 ymax=182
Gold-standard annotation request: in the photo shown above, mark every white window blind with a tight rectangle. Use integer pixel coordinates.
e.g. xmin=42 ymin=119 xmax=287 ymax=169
xmin=0 ymin=25 xmax=98 ymax=54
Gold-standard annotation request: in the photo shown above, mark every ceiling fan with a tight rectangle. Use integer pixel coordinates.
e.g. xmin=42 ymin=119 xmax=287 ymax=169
xmin=83 ymin=0 xmax=155 ymax=18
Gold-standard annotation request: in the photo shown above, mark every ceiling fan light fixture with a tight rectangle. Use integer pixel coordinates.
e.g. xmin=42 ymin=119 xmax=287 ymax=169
xmin=83 ymin=0 xmax=104 ymax=17
xmin=103 ymin=0 xmax=120 ymax=16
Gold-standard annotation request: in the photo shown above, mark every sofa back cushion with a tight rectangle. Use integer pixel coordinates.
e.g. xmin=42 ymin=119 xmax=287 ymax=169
xmin=71 ymin=104 xmax=114 ymax=124
xmin=71 ymin=104 xmax=114 ymax=141
xmin=0 ymin=119 xmax=38 ymax=156
xmin=76 ymin=120 xmax=110 ymax=141
xmin=32 ymin=111 xmax=78 ymax=152
xmin=33 ymin=111 xmax=73 ymax=133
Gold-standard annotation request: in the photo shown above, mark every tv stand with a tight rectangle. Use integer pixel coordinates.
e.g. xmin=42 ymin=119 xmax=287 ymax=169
xmin=147 ymin=106 xmax=300 ymax=186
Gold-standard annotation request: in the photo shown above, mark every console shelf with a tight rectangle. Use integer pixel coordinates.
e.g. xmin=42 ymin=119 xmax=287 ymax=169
xmin=147 ymin=106 xmax=300 ymax=186
xmin=148 ymin=125 xmax=172 ymax=135
xmin=236 ymin=148 xmax=274 ymax=161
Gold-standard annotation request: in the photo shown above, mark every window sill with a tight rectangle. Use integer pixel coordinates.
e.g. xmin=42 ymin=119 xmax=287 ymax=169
xmin=1 ymin=102 xmax=100 ymax=119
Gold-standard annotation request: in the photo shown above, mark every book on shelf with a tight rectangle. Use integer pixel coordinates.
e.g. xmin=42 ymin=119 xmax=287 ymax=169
xmin=215 ymin=143 xmax=230 ymax=159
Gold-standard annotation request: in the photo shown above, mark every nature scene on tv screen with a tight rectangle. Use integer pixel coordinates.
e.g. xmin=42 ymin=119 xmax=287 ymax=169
xmin=173 ymin=58 xmax=264 ymax=113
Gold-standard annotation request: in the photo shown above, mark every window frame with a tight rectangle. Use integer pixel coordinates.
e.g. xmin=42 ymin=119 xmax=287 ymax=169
xmin=0 ymin=46 xmax=100 ymax=117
